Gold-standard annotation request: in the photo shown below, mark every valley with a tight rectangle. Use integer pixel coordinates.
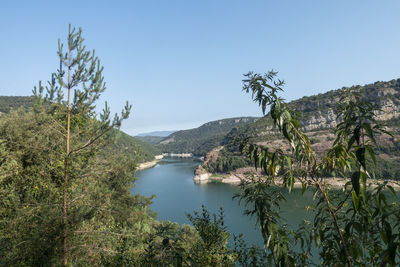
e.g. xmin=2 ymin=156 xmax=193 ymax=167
xmin=136 ymin=78 xmax=400 ymax=183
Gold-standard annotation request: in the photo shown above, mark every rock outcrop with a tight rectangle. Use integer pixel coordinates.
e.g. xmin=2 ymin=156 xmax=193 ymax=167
xmin=193 ymin=165 xmax=212 ymax=184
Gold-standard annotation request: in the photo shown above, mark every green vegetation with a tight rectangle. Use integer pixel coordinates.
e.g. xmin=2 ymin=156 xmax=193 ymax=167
xmin=0 ymin=25 xmax=234 ymax=266
xmin=203 ymin=78 xmax=400 ymax=179
xmin=157 ymin=117 xmax=259 ymax=156
xmin=2 ymin=24 xmax=400 ymax=267
xmin=0 ymin=98 xmax=158 ymax=164
xmin=235 ymin=70 xmax=400 ymax=266
xmin=112 ymin=131 xmax=160 ymax=163
xmin=135 ymin=135 xmax=165 ymax=145
xmin=0 ymin=96 xmax=34 ymax=114
xmin=205 ymin=148 xmax=250 ymax=173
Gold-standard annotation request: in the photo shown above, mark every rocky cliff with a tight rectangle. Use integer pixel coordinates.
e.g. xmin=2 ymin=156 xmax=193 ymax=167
xmin=196 ymin=78 xmax=400 ymax=183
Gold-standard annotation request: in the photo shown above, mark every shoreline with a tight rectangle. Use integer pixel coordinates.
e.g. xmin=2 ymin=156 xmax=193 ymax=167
xmin=136 ymin=153 xmax=202 ymax=172
xmin=136 ymin=160 xmax=160 ymax=171
xmin=194 ymin=169 xmax=400 ymax=189
xmin=136 ymin=154 xmax=164 ymax=171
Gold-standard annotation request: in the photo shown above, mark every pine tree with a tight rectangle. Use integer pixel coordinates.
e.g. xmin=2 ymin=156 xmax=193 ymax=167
xmin=33 ymin=24 xmax=131 ymax=265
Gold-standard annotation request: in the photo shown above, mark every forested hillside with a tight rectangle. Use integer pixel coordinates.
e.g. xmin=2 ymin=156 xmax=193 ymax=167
xmin=202 ymin=79 xmax=400 ymax=179
xmin=157 ymin=117 xmax=259 ymax=156
xmin=0 ymin=96 xmax=34 ymax=113
xmin=0 ymin=96 xmax=159 ymax=163
xmin=135 ymin=135 xmax=165 ymax=144
xmin=0 ymin=26 xmax=239 ymax=266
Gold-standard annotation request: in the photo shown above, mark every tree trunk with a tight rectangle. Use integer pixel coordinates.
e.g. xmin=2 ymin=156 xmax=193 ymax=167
xmin=63 ymin=44 xmax=71 ymax=266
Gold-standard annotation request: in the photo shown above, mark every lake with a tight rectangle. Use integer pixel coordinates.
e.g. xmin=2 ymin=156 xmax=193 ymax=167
xmin=132 ymin=157 xmax=315 ymax=247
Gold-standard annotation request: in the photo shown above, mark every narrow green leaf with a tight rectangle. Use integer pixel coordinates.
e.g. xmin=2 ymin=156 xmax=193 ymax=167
xmin=352 ymin=191 xmax=359 ymax=211
xmin=351 ymin=171 xmax=360 ymax=196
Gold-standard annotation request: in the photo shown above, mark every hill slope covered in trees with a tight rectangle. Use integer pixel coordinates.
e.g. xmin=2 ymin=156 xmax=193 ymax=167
xmin=0 ymin=96 xmax=34 ymax=114
xmin=157 ymin=117 xmax=259 ymax=156
xmin=0 ymin=95 xmax=159 ymax=163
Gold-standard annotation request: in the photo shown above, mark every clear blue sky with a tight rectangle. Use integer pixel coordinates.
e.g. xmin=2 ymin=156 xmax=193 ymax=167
xmin=1 ymin=0 xmax=400 ymax=135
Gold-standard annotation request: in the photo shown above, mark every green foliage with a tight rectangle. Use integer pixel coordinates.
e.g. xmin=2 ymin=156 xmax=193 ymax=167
xmin=136 ymin=221 xmax=199 ymax=266
xmin=0 ymin=107 xmax=156 ymax=265
xmin=235 ymin=70 xmax=400 ymax=266
xmin=135 ymin=135 xmax=166 ymax=145
xmin=0 ymin=95 xmax=158 ymax=165
xmin=0 ymin=96 xmax=34 ymax=114
xmin=206 ymin=78 xmax=400 ymax=179
xmin=233 ymin=234 xmax=269 ymax=266
xmin=374 ymin=157 xmax=400 ymax=179
xmin=205 ymin=148 xmax=250 ymax=173
xmin=158 ymin=117 xmax=258 ymax=156
xmin=110 ymin=130 xmax=161 ymax=164
xmin=0 ymin=25 xmax=235 ymax=267
xmin=186 ymin=205 xmax=235 ymax=266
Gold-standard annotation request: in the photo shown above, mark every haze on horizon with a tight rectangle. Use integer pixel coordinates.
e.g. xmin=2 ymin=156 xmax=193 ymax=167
xmin=1 ymin=0 xmax=400 ymax=135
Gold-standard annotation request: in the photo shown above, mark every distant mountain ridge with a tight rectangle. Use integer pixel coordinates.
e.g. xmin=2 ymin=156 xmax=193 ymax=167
xmin=157 ymin=117 xmax=259 ymax=156
xmin=0 ymin=95 xmax=159 ymax=164
xmin=0 ymin=96 xmax=34 ymax=114
xmin=136 ymin=130 xmax=176 ymax=137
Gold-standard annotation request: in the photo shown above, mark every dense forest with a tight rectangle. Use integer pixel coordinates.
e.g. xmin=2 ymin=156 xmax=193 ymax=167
xmin=0 ymin=96 xmax=159 ymax=164
xmin=156 ymin=117 xmax=259 ymax=156
xmin=134 ymin=135 xmax=165 ymax=144
xmin=0 ymin=96 xmax=34 ymax=113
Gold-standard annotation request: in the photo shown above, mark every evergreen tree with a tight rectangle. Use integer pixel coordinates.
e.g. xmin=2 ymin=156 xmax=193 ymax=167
xmin=0 ymin=24 xmax=234 ymax=267
xmin=36 ymin=24 xmax=131 ymax=265
xmin=0 ymin=25 xmax=154 ymax=266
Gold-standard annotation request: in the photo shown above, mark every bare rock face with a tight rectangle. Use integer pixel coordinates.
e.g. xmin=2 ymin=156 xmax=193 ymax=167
xmin=301 ymin=108 xmax=337 ymax=131
xmin=293 ymin=82 xmax=400 ymax=132
xmin=375 ymin=99 xmax=400 ymax=121
xmin=193 ymin=165 xmax=211 ymax=184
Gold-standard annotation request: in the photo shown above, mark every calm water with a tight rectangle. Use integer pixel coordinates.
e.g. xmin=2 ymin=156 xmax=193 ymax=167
xmin=132 ymin=158 xmax=314 ymax=246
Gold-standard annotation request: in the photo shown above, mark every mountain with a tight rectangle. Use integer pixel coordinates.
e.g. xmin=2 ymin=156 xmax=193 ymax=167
xmin=135 ymin=131 xmax=177 ymax=145
xmin=0 ymin=95 xmax=159 ymax=164
xmin=134 ymin=136 xmax=166 ymax=145
xmin=136 ymin=130 xmax=176 ymax=137
xmin=201 ymin=79 xmax=400 ymax=179
xmin=110 ymin=131 xmax=160 ymax=163
xmin=0 ymin=96 xmax=34 ymax=114
xmin=157 ymin=117 xmax=259 ymax=156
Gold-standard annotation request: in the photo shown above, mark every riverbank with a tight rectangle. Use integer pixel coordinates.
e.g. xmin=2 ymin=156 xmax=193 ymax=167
xmin=136 ymin=155 xmax=164 ymax=171
xmin=193 ymin=167 xmax=400 ymax=189
xmin=137 ymin=153 xmax=202 ymax=171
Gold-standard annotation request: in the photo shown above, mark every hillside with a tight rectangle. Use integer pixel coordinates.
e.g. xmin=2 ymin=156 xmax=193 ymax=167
xmin=157 ymin=117 xmax=259 ymax=156
xmin=135 ymin=130 xmax=176 ymax=145
xmin=0 ymin=96 xmax=34 ymax=114
xmin=0 ymin=95 xmax=159 ymax=164
xmin=110 ymin=130 xmax=160 ymax=163
xmin=201 ymin=79 xmax=400 ymax=180
xmin=136 ymin=130 xmax=176 ymax=137
xmin=135 ymin=135 xmax=165 ymax=144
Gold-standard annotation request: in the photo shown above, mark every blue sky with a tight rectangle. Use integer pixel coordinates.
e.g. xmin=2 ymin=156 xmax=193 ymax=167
xmin=1 ymin=1 xmax=400 ymax=135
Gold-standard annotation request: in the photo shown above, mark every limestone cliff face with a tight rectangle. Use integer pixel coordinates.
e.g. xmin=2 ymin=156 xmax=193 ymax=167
xmin=300 ymin=108 xmax=337 ymax=131
xmin=375 ymin=98 xmax=400 ymax=121
xmin=196 ymin=79 xmax=400 ymax=182
xmin=293 ymin=82 xmax=400 ymax=132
